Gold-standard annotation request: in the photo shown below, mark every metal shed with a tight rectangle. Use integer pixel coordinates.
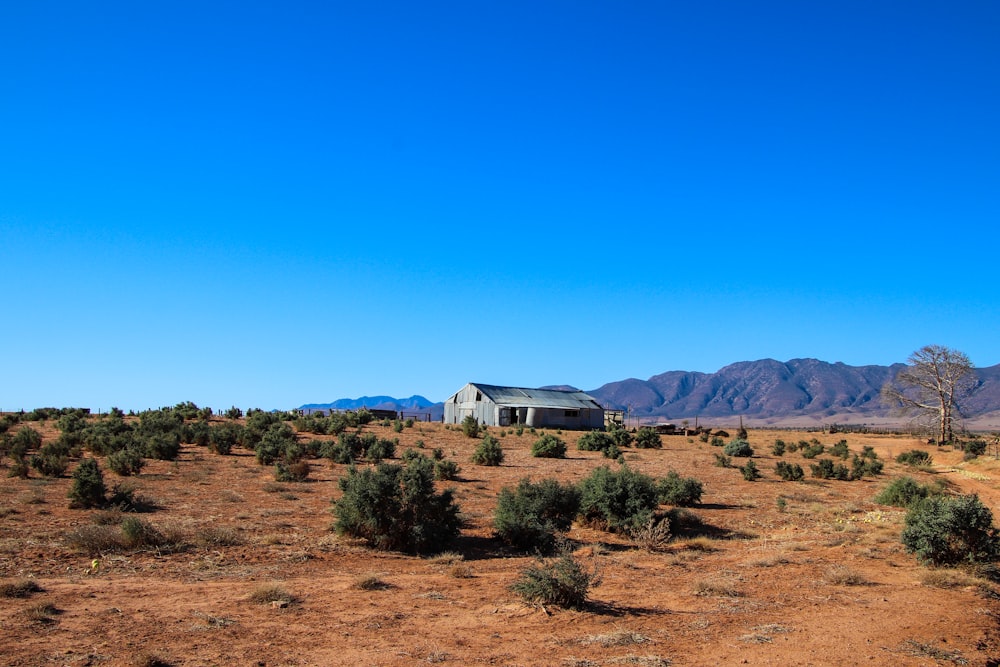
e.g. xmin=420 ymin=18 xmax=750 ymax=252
xmin=443 ymin=383 xmax=605 ymax=430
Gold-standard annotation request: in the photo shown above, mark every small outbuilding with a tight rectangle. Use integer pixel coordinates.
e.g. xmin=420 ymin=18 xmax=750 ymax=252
xmin=443 ymin=383 xmax=605 ymax=430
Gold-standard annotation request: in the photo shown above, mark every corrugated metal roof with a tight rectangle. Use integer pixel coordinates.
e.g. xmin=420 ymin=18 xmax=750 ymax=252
xmin=471 ymin=383 xmax=603 ymax=410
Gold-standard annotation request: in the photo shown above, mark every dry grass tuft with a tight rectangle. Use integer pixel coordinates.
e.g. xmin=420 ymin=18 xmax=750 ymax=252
xmin=824 ymin=565 xmax=870 ymax=586
xmin=692 ymin=579 xmax=740 ymax=597
xmin=354 ymin=573 xmax=392 ymax=590
xmin=677 ymin=537 xmax=718 ymax=552
xmin=246 ymin=583 xmax=294 ymax=605
xmin=22 ymin=601 xmax=60 ymax=624
xmin=0 ymin=578 xmax=42 ymax=598
xmin=581 ymin=628 xmax=650 ymax=647
xmin=920 ymin=568 xmax=978 ymax=589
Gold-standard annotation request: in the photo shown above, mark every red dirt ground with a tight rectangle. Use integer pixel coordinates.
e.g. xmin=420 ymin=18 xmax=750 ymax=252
xmin=2 ymin=419 xmax=999 ymax=666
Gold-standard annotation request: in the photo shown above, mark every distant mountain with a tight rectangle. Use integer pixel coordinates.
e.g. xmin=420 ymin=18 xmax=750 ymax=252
xmin=587 ymin=358 xmax=1000 ymax=427
xmin=301 ymin=395 xmax=441 ymax=419
xmin=300 ymin=360 xmax=1000 ymax=428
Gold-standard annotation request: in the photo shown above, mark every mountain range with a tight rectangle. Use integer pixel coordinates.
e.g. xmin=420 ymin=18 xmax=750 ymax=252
xmin=301 ymin=359 xmax=1000 ymax=429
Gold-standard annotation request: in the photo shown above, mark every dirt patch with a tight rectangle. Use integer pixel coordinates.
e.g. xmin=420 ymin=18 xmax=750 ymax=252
xmin=1 ymin=420 xmax=999 ymax=666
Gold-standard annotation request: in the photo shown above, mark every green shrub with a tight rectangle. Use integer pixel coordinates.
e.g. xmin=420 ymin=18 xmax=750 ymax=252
xmin=494 ymin=478 xmax=581 ymax=552
xmin=143 ymin=433 xmax=181 ymax=461
xmin=829 ymin=440 xmax=850 ymax=459
xmin=810 ymin=458 xmax=850 ymax=480
xmin=772 ymin=439 xmax=786 ymax=456
xmin=531 ymin=434 xmax=566 ymax=459
xmin=740 ymin=459 xmax=761 ymax=481
xmin=275 ymin=460 xmax=311 ymax=482
xmin=30 ymin=440 xmax=71 ymax=477
xmin=962 ymin=440 xmax=987 ymax=460
xmin=182 ymin=420 xmax=212 ymax=447
xmin=12 ymin=426 xmax=42 ymax=453
xmin=787 ymin=440 xmax=801 ymax=453
xmin=208 ymin=422 xmax=242 ymax=455
xmin=713 ymin=453 xmax=732 ymax=468
xmin=607 ymin=423 xmax=632 ymax=448
xmin=723 ymin=438 xmax=753 ymax=458
xmin=68 ymin=458 xmax=106 ymax=509
xmin=365 ymin=437 xmax=397 ymax=463
xmin=510 ymin=554 xmax=596 ymax=610
xmin=710 ymin=436 xmax=725 ymax=447
xmin=471 ymin=434 xmax=504 ymax=466
xmin=633 ymin=427 xmax=662 ymax=449
xmin=577 ymin=431 xmax=615 ymax=453
xmin=896 ymin=450 xmax=933 ymax=467
xmin=875 ymin=476 xmax=935 ymax=508
xmin=324 ymin=431 xmax=364 ymax=464
xmin=434 ymin=458 xmax=460 ymax=481
xmin=657 ymin=471 xmax=703 ymax=506
xmin=254 ymin=423 xmax=297 ymax=465
xmin=120 ymin=516 xmax=166 ymax=549
xmin=800 ymin=442 xmax=824 ymax=458
xmin=461 ymin=415 xmax=480 ymax=438
xmin=332 ymin=454 xmax=461 ymax=553
xmin=849 ymin=454 xmax=884 ymax=479
xmin=107 ymin=447 xmax=146 ymax=477
xmin=901 ymin=494 xmax=1000 ymax=566
xmin=578 ymin=464 xmax=659 ymax=534
xmin=774 ymin=461 xmax=804 ymax=481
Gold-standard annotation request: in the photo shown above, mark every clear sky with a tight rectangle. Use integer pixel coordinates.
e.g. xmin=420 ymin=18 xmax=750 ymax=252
xmin=2 ymin=1 xmax=998 ymax=412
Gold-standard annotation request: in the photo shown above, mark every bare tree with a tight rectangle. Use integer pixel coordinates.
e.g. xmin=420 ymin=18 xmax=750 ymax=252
xmin=881 ymin=345 xmax=976 ymax=444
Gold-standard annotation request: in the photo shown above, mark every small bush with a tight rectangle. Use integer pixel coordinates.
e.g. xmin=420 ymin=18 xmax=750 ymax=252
xmin=275 ymin=460 xmax=311 ymax=482
xmin=633 ymin=427 xmax=662 ymax=450
xmin=710 ymin=436 xmax=725 ymax=447
xmin=577 ymin=431 xmax=615 ymax=453
xmin=247 ymin=584 xmax=294 ymax=605
xmin=68 ymin=458 xmax=106 ymax=509
xmin=365 ymin=437 xmax=397 ymax=463
xmin=774 ymin=461 xmax=804 ymax=481
xmin=962 ymin=439 xmax=987 ymax=460
xmin=800 ymin=442 xmax=824 ymax=458
xmin=461 ymin=415 xmax=480 ymax=438
xmin=772 ymin=439 xmax=786 ymax=456
xmin=875 ymin=476 xmax=934 ymax=508
xmin=810 ymin=458 xmax=850 ymax=480
xmin=902 ymin=494 xmax=1000 ymax=566
xmin=607 ymin=423 xmax=632 ymax=448
xmin=208 ymin=423 xmax=242 ymax=455
xmin=107 ymin=447 xmax=146 ymax=477
xmin=494 ymin=478 xmax=580 ymax=552
xmin=471 ymin=434 xmax=504 ymax=466
xmin=713 ymin=453 xmax=732 ymax=468
xmin=143 ymin=433 xmax=181 ymax=461
xmin=531 ymin=434 xmax=567 ymax=459
xmin=510 ymin=554 xmax=596 ymax=610
xmin=850 ymin=455 xmax=884 ymax=479
xmin=120 ymin=516 xmax=167 ymax=549
xmin=657 ymin=471 xmax=703 ymax=506
xmin=723 ymin=438 xmax=753 ymax=458
xmin=740 ymin=459 xmax=761 ymax=481
xmin=829 ymin=440 xmax=850 ymax=459
xmin=332 ymin=453 xmax=461 ymax=553
xmin=0 ymin=579 xmax=43 ymax=599
xmin=434 ymin=458 xmax=460 ymax=481
xmin=578 ymin=464 xmax=659 ymax=534
xmin=30 ymin=451 xmax=69 ymax=478
xmin=896 ymin=450 xmax=933 ymax=467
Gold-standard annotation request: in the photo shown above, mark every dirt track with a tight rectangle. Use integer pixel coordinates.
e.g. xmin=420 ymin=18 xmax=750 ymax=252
xmin=2 ymin=420 xmax=999 ymax=666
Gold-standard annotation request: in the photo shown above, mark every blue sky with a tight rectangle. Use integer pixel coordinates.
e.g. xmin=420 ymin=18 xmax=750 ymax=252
xmin=2 ymin=1 xmax=998 ymax=412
